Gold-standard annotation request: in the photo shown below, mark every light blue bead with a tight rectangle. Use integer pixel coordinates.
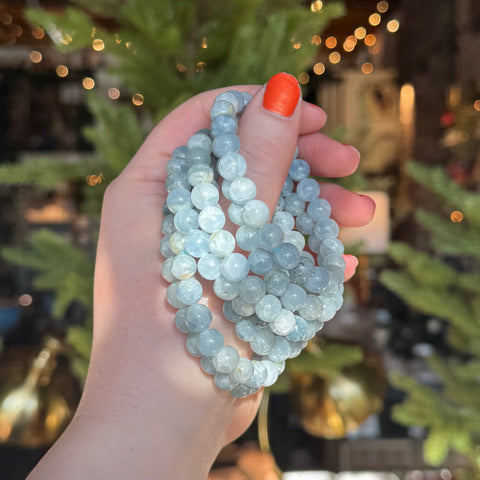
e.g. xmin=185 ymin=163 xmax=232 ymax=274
xmin=187 ymin=164 xmax=214 ymax=186
xmin=198 ymin=205 xmax=225 ymax=233
xmin=284 ymin=193 xmax=306 ymax=216
xmin=212 ymin=133 xmax=241 ymax=156
xmin=275 ymin=196 xmax=286 ymax=211
xmin=197 ymin=328 xmax=224 ymax=356
xmin=217 ymin=152 xmax=247 ymax=180
xmin=221 ymin=253 xmax=249 ymax=281
xmin=221 ymin=179 xmax=233 ymax=201
xmin=241 ymin=91 xmax=253 ymax=106
xmin=185 ymin=303 xmax=212 ymax=332
xmin=307 ymin=198 xmax=331 ymax=222
xmin=167 ymin=157 xmax=188 ymax=176
xmin=322 ymin=276 xmax=340 ymax=296
xmin=251 ymin=329 xmax=276 ymax=355
xmin=287 ymin=341 xmax=305 ymax=359
xmin=198 ymin=253 xmax=222 ymax=280
xmin=187 ymin=132 xmax=212 ymax=153
xmin=288 ymin=158 xmax=310 ymax=181
xmin=209 ymin=230 xmax=235 ymax=257
xmin=216 ymin=91 xmax=243 ymax=113
xmin=268 ymin=336 xmax=292 ymax=362
xmin=304 ymin=266 xmax=329 ymax=294
xmin=186 ymin=333 xmax=202 ymax=356
xmin=223 ymin=301 xmax=244 ymax=323
xmin=318 ymin=295 xmax=337 ymax=321
xmin=304 ymin=321 xmax=318 ymax=340
xmin=250 ymin=315 xmax=269 ymax=329
xmin=273 ymin=242 xmax=300 ymax=270
xmin=171 ymin=253 xmax=197 ymax=280
xmin=319 ymin=238 xmax=345 ymax=257
xmin=171 ymin=145 xmax=188 ymax=159
xmin=228 ymin=202 xmax=244 ymax=225
xmin=165 ymin=172 xmax=190 ymax=193
xmin=235 ymin=320 xmax=257 ymax=342
xmin=325 ymin=265 xmax=345 ymax=285
xmin=231 ymin=358 xmax=254 ymax=383
xmin=262 ymin=360 xmax=279 ymax=387
xmin=295 ymin=212 xmax=315 ymax=235
xmin=246 ymin=361 xmax=268 ymax=388
xmin=187 ymin=147 xmax=211 ymax=166
xmin=230 ymin=383 xmax=259 ymax=398
xmin=161 ymin=214 xmax=176 ymax=235
xmin=166 ymin=187 xmax=191 ymax=213
xmin=232 ymin=295 xmax=256 ymax=316
xmin=265 ymin=269 xmax=290 ymax=296
xmin=270 ymin=308 xmax=296 ymax=336
xmin=298 ymin=295 xmax=323 ymax=321
xmin=166 ymin=283 xmax=187 ymax=308
xmin=287 ymin=316 xmax=308 ymax=342
xmin=296 ymin=177 xmax=320 ymax=202
xmin=229 ymin=177 xmax=257 ymax=204
xmin=236 ymin=226 xmax=259 ymax=251
xmin=174 ymin=207 xmax=199 ymax=234
xmin=161 ymin=258 xmax=175 ymax=283
xmin=248 ymin=248 xmax=274 ymax=275
xmin=160 ymin=235 xmax=175 ymax=259
xmin=185 ymin=230 xmax=210 ymax=258
xmin=191 ymin=183 xmax=219 ymax=210
xmin=239 ymin=276 xmax=266 ymax=304
xmin=272 ymin=211 xmax=295 ymax=233
xmin=320 ymin=253 xmax=346 ymax=270
xmin=283 ymin=230 xmax=305 ymax=251
xmin=307 ymin=233 xmax=322 ymax=253
xmin=174 ymin=308 xmax=190 ymax=333
xmin=314 ymin=218 xmax=340 ymax=239
xmin=255 ymin=294 xmax=282 ymax=322
xmin=211 ymin=114 xmax=238 ymax=137
xmin=169 ymin=231 xmax=186 ymax=255
xmin=281 ymin=284 xmax=307 ymax=311
xmin=242 ymin=200 xmax=270 ymax=228
xmin=210 ymin=99 xmax=235 ymax=119
xmin=290 ymin=257 xmax=315 ymax=284
xmin=214 ymin=373 xmax=238 ymax=391
xmin=177 ymin=278 xmax=203 ymax=305
xmin=213 ymin=275 xmax=239 ymax=300
xmin=213 ymin=346 xmax=239 ymax=373
xmin=258 ymin=223 xmax=284 ymax=251
xmin=201 ymin=356 xmax=217 ymax=375
xmin=282 ymin=177 xmax=294 ymax=195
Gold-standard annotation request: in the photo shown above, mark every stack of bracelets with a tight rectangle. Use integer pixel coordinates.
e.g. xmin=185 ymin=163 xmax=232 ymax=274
xmin=160 ymin=90 xmax=345 ymax=398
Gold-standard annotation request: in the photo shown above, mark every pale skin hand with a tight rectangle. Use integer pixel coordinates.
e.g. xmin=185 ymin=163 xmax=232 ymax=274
xmin=27 ymin=84 xmax=375 ymax=480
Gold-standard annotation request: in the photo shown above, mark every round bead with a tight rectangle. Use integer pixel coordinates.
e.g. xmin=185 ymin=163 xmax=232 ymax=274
xmin=258 ymin=223 xmax=284 ymax=251
xmin=174 ymin=308 xmax=190 ymax=333
xmin=246 ymin=361 xmax=268 ymax=388
xmin=166 ymin=187 xmax=191 ymax=213
xmin=161 ymin=214 xmax=176 ymax=235
xmin=214 ymin=373 xmax=238 ymax=391
xmin=273 ymin=242 xmax=300 ymax=270
xmin=242 ymin=200 xmax=270 ymax=227
xmin=186 ymin=333 xmax=202 ymax=356
xmin=283 ymin=230 xmax=306 ymax=251
xmin=187 ymin=164 xmax=214 ymax=186
xmin=166 ymin=172 xmax=189 ymax=192
xmin=272 ymin=211 xmax=295 ymax=233
xmin=217 ymin=152 xmax=247 ymax=180
xmin=191 ymin=183 xmax=219 ymax=210
xmin=213 ymin=133 xmax=241 ymax=156
xmin=197 ymin=329 xmax=224 ymax=356
xmin=286 ymin=316 xmax=308 ymax=342
xmin=161 ymin=258 xmax=175 ymax=283
xmin=223 ymin=301 xmax=244 ymax=323
xmin=229 ymin=177 xmax=257 ymax=204
xmin=209 ymin=230 xmax=235 ymax=257
xmin=174 ymin=207 xmax=199 ymax=234
xmin=211 ymin=114 xmax=238 ymax=137
xmin=232 ymin=295 xmax=256 ymax=317
xmin=187 ymin=147 xmax=211 ymax=166
xmin=198 ymin=205 xmax=225 ymax=233
xmin=169 ymin=231 xmax=186 ymax=255
xmin=213 ymin=346 xmax=239 ymax=373
xmin=262 ymin=360 xmax=279 ymax=387
xmin=284 ymin=193 xmax=306 ymax=217
xmin=307 ymin=198 xmax=332 ymax=222
xmin=171 ymin=253 xmax=197 ymax=280
xmin=296 ymin=177 xmax=320 ymax=202
xmin=187 ymin=132 xmax=212 ymax=153
xmin=166 ymin=283 xmax=187 ymax=308
xmin=210 ymin=100 xmax=235 ymax=119
xmin=255 ymin=294 xmax=282 ymax=322
xmin=281 ymin=284 xmax=307 ymax=311
xmin=177 ymin=278 xmax=203 ymax=305
xmin=216 ymin=91 xmax=243 ymax=112
xmin=268 ymin=336 xmax=292 ymax=362
xmin=228 ymin=202 xmax=244 ymax=225
xmin=236 ymin=226 xmax=259 ymax=251
xmin=235 ymin=320 xmax=257 ymax=342
xmin=288 ymin=158 xmax=310 ymax=181
xmin=198 ymin=253 xmax=222 ymax=280
xmin=304 ymin=266 xmax=329 ymax=294
xmin=231 ymin=358 xmax=254 ymax=383
xmin=201 ymin=356 xmax=217 ymax=375
xmin=314 ymin=218 xmax=340 ymax=240
xmin=185 ymin=230 xmax=210 ymax=258
xmin=221 ymin=253 xmax=250 ymax=282
xmin=295 ymin=212 xmax=314 ymax=235
xmin=185 ymin=303 xmax=212 ymax=332
xmin=248 ymin=248 xmax=274 ymax=276
xmin=167 ymin=157 xmax=188 ymax=176
xmin=239 ymin=276 xmax=266 ymax=304
xmin=270 ymin=309 xmax=296 ymax=336
xmin=265 ymin=269 xmax=290 ymax=296
xmin=213 ymin=276 xmax=239 ymax=300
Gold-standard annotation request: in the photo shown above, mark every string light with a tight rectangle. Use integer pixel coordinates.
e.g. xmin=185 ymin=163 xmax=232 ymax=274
xmin=132 ymin=93 xmax=144 ymax=106
xmin=354 ymin=27 xmax=367 ymax=40
xmin=108 ymin=88 xmax=120 ymax=100
xmin=387 ymin=19 xmax=400 ymax=32
xmin=329 ymin=51 xmax=341 ymax=64
xmin=298 ymin=72 xmax=309 ymax=84
xmin=313 ymin=62 xmax=325 ymax=75
xmin=473 ymin=100 xmax=480 ymax=111
xmin=56 ymin=65 xmax=69 ymax=77
xmin=32 ymin=27 xmax=44 ymax=39
xmin=310 ymin=35 xmax=321 ymax=46
xmin=29 ymin=51 xmax=42 ymax=63
xmin=364 ymin=34 xmax=376 ymax=46
xmin=377 ymin=1 xmax=389 ymax=13
xmin=310 ymin=1 xmax=323 ymax=12
xmin=369 ymin=13 xmax=381 ymax=26
xmin=325 ymin=36 xmax=337 ymax=49
xmin=82 ymin=77 xmax=95 ymax=90
xmin=92 ymin=38 xmax=105 ymax=51
xmin=361 ymin=62 xmax=374 ymax=74
xmin=450 ymin=211 xmax=464 ymax=223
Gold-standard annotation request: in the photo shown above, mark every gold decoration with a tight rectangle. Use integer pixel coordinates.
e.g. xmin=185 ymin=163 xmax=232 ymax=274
xmin=0 ymin=337 xmax=80 ymax=447
xmin=290 ymin=353 xmax=386 ymax=438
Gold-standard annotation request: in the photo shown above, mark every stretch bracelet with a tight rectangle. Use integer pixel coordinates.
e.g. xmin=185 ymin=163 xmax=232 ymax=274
xmin=160 ymin=90 xmax=345 ymax=398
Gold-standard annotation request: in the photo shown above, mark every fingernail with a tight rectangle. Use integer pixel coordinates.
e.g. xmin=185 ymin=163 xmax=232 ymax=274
xmin=342 ymin=144 xmax=361 ymax=158
xmin=262 ymin=72 xmax=300 ymax=117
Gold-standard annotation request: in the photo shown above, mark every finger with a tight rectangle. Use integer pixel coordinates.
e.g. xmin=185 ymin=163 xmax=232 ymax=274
xmin=343 ymin=254 xmax=359 ymax=281
xmin=320 ymin=183 xmax=376 ymax=227
xmin=298 ymin=132 xmax=361 ymax=178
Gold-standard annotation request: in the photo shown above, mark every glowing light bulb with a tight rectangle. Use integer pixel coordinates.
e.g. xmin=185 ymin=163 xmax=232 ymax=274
xmin=354 ymin=27 xmax=367 ymax=40
xmin=387 ymin=19 xmax=400 ymax=32
xmin=310 ymin=1 xmax=323 ymax=12
xmin=92 ymin=38 xmax=105 ymax=51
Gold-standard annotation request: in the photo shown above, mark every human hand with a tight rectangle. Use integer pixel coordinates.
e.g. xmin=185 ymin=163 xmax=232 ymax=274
xmin=28 ymin=74 xmax=375 ymax=480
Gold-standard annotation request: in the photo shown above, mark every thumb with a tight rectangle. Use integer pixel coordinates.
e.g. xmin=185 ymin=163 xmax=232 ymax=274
xmin=237 ymin=73 xmax=302 ymax=215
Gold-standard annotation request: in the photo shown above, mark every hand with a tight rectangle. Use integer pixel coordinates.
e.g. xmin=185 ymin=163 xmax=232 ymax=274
xmin=28 ymin=75 xmax=375 ymax=480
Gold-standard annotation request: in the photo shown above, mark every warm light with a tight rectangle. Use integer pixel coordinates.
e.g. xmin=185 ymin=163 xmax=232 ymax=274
xmin=474 ymin=100 xmax=480 ymax=111
xmin=86 ymin=174 xmax=104 ymax=186
xmin=11 ymin=24 xmax=23 ymax=37
xmin=196 ymin=61 xmax=206 ymax=72
xmin=61 ymin=33 xmax=72 ymax=45
xmin=354 ymin=27 xmax=367 ymax=40
xmin=364 ymin=34 xmax=376 ymax=46
xmin=329 ymin=51 xmax=341 ymax=64
xmin=176 ymin=63 xmax=187 ymax=72
xmin=310 ymin=1 xmax=323 ymax=12
xmin=369 ymin=43 xmax=381 ymax=54
xmin=324 ymin=36 xmax=337 ymax=49
xmin=450 ymin=211 xmax=464 ymax=223
xmin=313 ymin=62 xmax=325 ymax=75
xmin=56 ymin=65 xmax=69 ymax=77
xmin=377 ymin=1 xmax=389 ymax=13
xmin=298 ymin=72 xmax=309 ymax=84
xmin=132 ymin=93 xmax=144 ymax=106
xmin=29 ymin=51 xmax=42 ymax=63
xmin=292 ymin=41 xmax=302 ymax=50
xmin=0 ymin=12 xmax=13 ymax=25
xmin=201 ymin=37 xmax=208 ymax=49
xmin=369 ymin=13 xmax=381 ymax=26
xmin=387 ymin=19 xmax=400 ymax=32
xmin=115 ymin=34 xmax=121 ymax=44
xmin=343 ymin=42 xmax=354 ymax=52
xmin=32 ymin=27 xmax=44 ymax=39
xmin=361 ymin=62 xmax=374 ymax=74
xmin=125 ymin=41 xmax=133 ymax=49
xmin=91 ymin=27 xmax=96 ymax=38
xmin=18 ymin=294 xmax=33 ymax=307
xmin=92 ymin=38 xmax=105 ymax=51
xmin=310 ymin=35 xmax=321 ymax=46
xmin=399 ymin=84 xmax=415 ymax=125
xmin=82 ymin=77 xmax=95 ymax=90
xmin=108 ymin=87 xmax=120 ymax=100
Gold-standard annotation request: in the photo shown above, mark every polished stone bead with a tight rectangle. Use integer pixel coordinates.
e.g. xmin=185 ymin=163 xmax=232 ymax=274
xmin=201 ymin=356 xmax=217 ymax=375
xmin=172 ymin=145 xmax=188 ymax=159
xmin=160 ymin=235 xmax=175 ymax=259
xmin=177 ymin=278 xmax=203 ymax=305
xmin=286 ymin=316 xmax=308 ymax=341
xmin=230 ymin=177 xmax=257 ymax=204
xmin=239 ymin=276 xmax=266 ymax=304
xmin=248 ymin=248 xmax=274 ymax=275
xmin=295 ymin=212 xmax=314 ymax=235
xmin=235 ymin=320 xmax=257 ymax=342
xmin=161 ymin=258 xmax=176 ymax=283
xmin=296 ymin=177 xmax=320 ymax=202
xmin=187 ymin=164 xmax=214 ymax=186
xmin=217 ymin=152 xmax=247 ymax=180
xmin=198 ymin=205 xmax=225 ymax=233
xmin=167 ymin=156 xmax=188 ymax=176
xmin=319 ymin=253 xmax=346 ymax=270
xmin=298 ymin=295 xmax=323 ymax=321
xmin=213 ymin=133 xmax=241 ymax=157
xmin=198 ymin=253 xmax=222 ymax=280
xmin=319 ymin=238 xmax=345 ymax=257
xmin=290 ymin=257 xmax=315 ymax=284
xmin=223 ymin=301 xmax=244 ymax=323
xmin=262 ymin=360 xmax=279 ymax=387
xmin=251 ymin=329 xmax=276 ymax=355
xmin=209 ymin=230 xmax=235 ymax=257
xmin=174 ymin=307 xmax=190 ymax=333
xmin=242 ymin=200 xmax=270 ymax=228
xmin=232 ymin=295 xmax=256 ymax=316
xmin=169 ymin=231 xmax=186 ymax=255
xmin=230 ymin=383 xmax=259 ymax=398
xmin=283 ymin=230 xmax=306 ymax=251
xmin=307 ymin=198 xmax=331 ymax=222
xmin=273 ymin=242 xmax=300 ymax=270
xmin=304 ymin=266 xmax=329 ymax=294
xmin=284 ymin=193 xmax=306 ymax=216
xmin=270 ymin=308 xmax=296 ymax=336
xmin=166 ymin=187 xmax=191 ymax=213
xmin=187 ymin=132 xmax=212 ymax=153
xmin=185 ymin=303 xmax=212 ymax=332
xmin=228 ymin=202 xmax=244 ymax=225
xmin=174 ymin=207 xmax=199 ymax=234
xmin=281 ymin=284 xmax=307 ymax=311
xmin=255 ymin=294 xmax=282 ymax=322
xmin=214 ymin=373 xmax=238 ymax=391
xmin=213 ymin=346 xmax=240 ymax=373
xmin=307 ymin=233 xmax=322 ymax=253
xmin=211 ymin=114 xmax=238 ymax=137
xmin=166 ymin=172 xmax=190 ymax=193
xmin=318 ymin=295 xmax=337 ymax=321
xmin=166 ymin=283 xmax=187 ymax=308
xmin=314 ymin=218 xmax=340 ymax=239
xmin=197 ymin=328 xmax=224 ymax=356
xmin=187 ymin=147 xmax=211 ymax=166
xmin=282 ymin=177 xmax=294 ymax=195
xmin=221 ymin=253 xmax=249 ymax=282
xmin=236 ymin=225 xmax=259 ymax=251
xmin=161 ymin=214 xmax=176 ymax=235
xmin=288 ymin=158 xmax=310 ymax=181
xmin=186 ymin=332 xmax=202 ymax=357
xmin=246 ymin=361 xmax=268 ymax=388
xmin=268 ymin=336 xmax=292 ymax=362
xmin=272 ymin=211 xmax=295 ymax=233
xmin=265 ymin=269 xmax=290 ymax=296
xmin=231 ymin=358 xmax=254 ymax=383
xmin=213 ymin=275 xmax=239 ymax=300
xmin=185 ymin=230 xmax=210 ymax=258
xmin=191 ymin=183 xmax=219 ymax=210
xmin=216 ymin=91 xmax=243 ymax=113
xmin=258 ymin=223 xmax=284 ymax=251
xmin=210 ymin=100 xmax=235 ymax=119
xmin=287 ymin=340 xmax=305 ymax=359
xmin=171 ymin=253 xmax=197 ymax=280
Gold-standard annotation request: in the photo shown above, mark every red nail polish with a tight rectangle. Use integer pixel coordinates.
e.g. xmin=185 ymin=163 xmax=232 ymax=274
xmin=262 ymin=73 xmax=300 ymax=117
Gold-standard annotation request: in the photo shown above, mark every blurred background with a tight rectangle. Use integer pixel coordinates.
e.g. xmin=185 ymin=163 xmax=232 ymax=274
xmin=0 ymin=1 xmax=478 ymax=479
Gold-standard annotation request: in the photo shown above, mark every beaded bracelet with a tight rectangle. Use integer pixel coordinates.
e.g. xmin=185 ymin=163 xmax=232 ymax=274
xmin=160 ymin=90 xmax=345 ymax=398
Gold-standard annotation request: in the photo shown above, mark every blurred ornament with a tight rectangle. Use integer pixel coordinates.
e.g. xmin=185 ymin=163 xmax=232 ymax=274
xmin=290 ymin=352 xmax=386 ymax=438
xmin=0 ymin=337 xmax=80 ymax=447
xmin=440 ymin=110 xmax=455 ymax=127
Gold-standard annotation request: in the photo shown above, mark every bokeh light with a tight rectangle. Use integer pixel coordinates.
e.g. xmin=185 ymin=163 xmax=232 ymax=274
xmin=387 ymin=19 xmax=400 ymax=32
xmin=201 ymin=37 xmax=208 ymax=49
xmin=369 ymin=13 xmax=381 ymax=26
xmin=364 ymin=34 xmax=376 ymax=46
xmin=82 ymin=77 xmax=95 ymax=90
xmin=329 ymin=52 xmax=341 ymax=64
xmin=108 ymin=88 xmax=120 ymax=100
xmin=473 ymin=100 xmax=480 ymax=111
xmin=132 ymin=93 xmax=144 ymax=106
xmin=29 ymin=51 xmax=42 ymax=63
xmin=354 ymin=27 xmax=367 ymax=40
xmin=298 ymin=72 xmax=310 ymax=85
xmin=92 ymin=38 xmax=105 ymax=51
xmin=450 ymin=211 xmax=464 ymax=223
xmin=32 ymin=27 xmax=45 ymax=39
xmin=310 ymin=35 xmax=321 ymax=46
xmin=377 ymin=1 xmax=389 ymax=13
xmin=361 ymin=62 xmax=374 ymax=74
xmin=313 ymin=62 xmax=325 ymax=75
xmin=325 ymin=36 xmax=337 ymax=49
xmin=310 ymin=1 xmax=323 ymax=12
xmin=18 ymin=294 xmax=33 ymax=307
xmin=56 ymin=65 xmax=69 ymax=77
